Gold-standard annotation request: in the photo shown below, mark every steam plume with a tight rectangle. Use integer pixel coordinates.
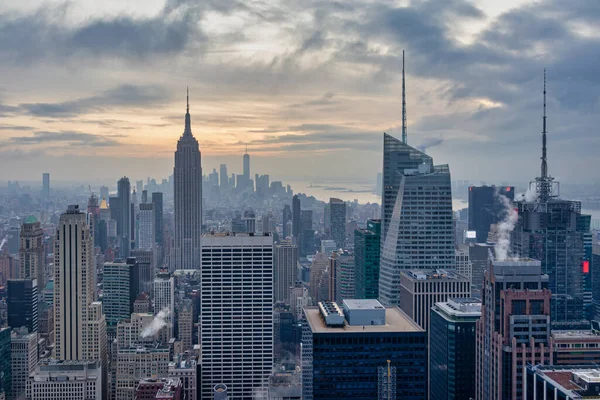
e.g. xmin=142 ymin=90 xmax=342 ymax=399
xmin=494 ymin=192 xmax=518 ymax=261
xmin=517 ymin=186 xmax=539 ymax=203
xmin=0 ymin=238 xmax=6 ymax=252
xmin=141 ymin=307 xmax=170 ymax=338
xmin=417 ymin=137 xmax=443 ymax=152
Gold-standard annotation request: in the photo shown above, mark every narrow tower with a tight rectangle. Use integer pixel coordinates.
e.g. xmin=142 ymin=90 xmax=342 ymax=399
xmin=535 ymin=69 xmax=555 ymax=202
xmin=402 ymin=50 xmax=407 ymax=145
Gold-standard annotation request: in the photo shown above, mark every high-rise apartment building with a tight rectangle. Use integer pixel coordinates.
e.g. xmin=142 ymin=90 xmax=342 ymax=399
xmin=138 ymin=203 xmax=155 ymax=250
xmin=329 ymin=198 xmax=346 ymax=249
xmin=302 ymin=300 xmax=427 ymax=400
xmin=11 ymin=328 xmax=38 ymax=399
xmin=172 ymin=92 xmax=202 ymax=270
xmin=42 ymin=173 xmax=50 ymax=200
xmin=379 ymin=133 xmax=455 ymax=306
xmin=20 ymin=216 xmax=45 ymax=297
xmin=26 ymin=360 xmax=102 ymax=400
xmin=54 ymin=205 xmax=107 ymax=372
xmin=292 ymin=195 xmax=300 ymax=239
xmin=151 ymin=192 xmax=164 ymax=246
xmin=103 ymin=260 xmax=138 ymax=327
xmin=7 ymin=279 xmax=38 ymax=333
xmin=274 ymin=240 xmax=298 ymax=303
xmin=468 ymin=186 xmax=514 ymax=243
xmin=354 ymin=219 xmax=381 ymax=299
xmin=154 ymin=276 xmax=175 ymax=340
xmin=115 ymin=177 xmax=131 ymax=258
xmin=430 ymin=298 xmax=481 ymax=400
xmin=282 ymin=204 xmax=292 ymax=239
xmin=476 ymin=258 xmax=551 ymax=400
xmin=399 ymin=269 xmax=470 ymax=332
xmin=199 ymin=233 xmax=274 ymax=400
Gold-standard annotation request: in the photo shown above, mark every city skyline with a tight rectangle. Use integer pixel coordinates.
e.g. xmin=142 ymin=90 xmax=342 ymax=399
xmin=0 ymin=0 xmax=599 ymax=184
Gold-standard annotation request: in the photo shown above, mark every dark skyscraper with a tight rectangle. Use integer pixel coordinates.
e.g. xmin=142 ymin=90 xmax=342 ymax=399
xmin=282 ymin=204 xmax=292 ymax=239
xmin=19 ymin=215 xmax=44 ymax=300
xmin=329 ymin=198 xmax=346 ymax=249
xmin=243 ymin=148 xmax=250 ymax=181
xmin=468 ymin=185 xmax=514 ymax=243
xmin=116 ymin=177 xmax=131 ymax=258
xmin=172 ymin=90 xmax=202 ymax=270
xmin=292 ymin=195 xmax=301 ymax=239
xmin=300 ymin=210 xmax=314 ymax=257
xmin=152 ymin=192 xmax=163 ymax=246
xmin=379 ymin=133 xmax=455 ymax=306
xmin=219 ymin=164 xmax=228 ymax=189
xmin=354 ymin=219 xmax=381 ymax=299
xmin=7 ymin=279 xmax=38 ymax=333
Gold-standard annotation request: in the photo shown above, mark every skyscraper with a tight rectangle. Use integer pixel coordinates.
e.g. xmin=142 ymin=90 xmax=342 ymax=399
xmin=379 ymin=133 xmax=455 ymax=306
xmin=54 ymin=205 xmax=107 ymax=371
xmin=468 ymin=186 xmax=514 ymax=243
xmin=154 ymin=275 xmax=175 ymax=340
xmin=243 ymin=148 xmax=250 ymax=182
xmin=282 ymin=204 xmax=292 ymax=239
xmin=172 ymin=90 xmax=202 ymax=270
xmin=103 ymin=260 xmax=138 ymax=327
xmin=152 ymin=192 xmax=163 ymax=246
xmin=0 ymin=328 xmax=11 ymax=398
xmin=219 ymin=164 xmax=228 ymax=189
xmin=274 ymin=239 xmax=298 ymax=303
xmin=42 ymin=173 xmax=49 ymax=200
xmin=11 ymin=328 xmax=38 ymax=399
xmin=292 ymin=195 xmax=301 ymax=239
xmin=333 ymin=251 xmax=355 ymax=304
xmin=138 ymin=203 xmax=155 ymax=250
xmin=329 ymin=198 xmax=346 ymax=249
xmin=7 ymin=279 xmax=38 ymax=333
xmin=476 ymin=258 xmax=551 ymax=400
xmin=354 ymin=219 xmax=381 ymax=299
xmin=300 ymin=210 xmax=314 ymax=257
xmin=115 ymin=177 xmax=131 ymax=258
xmin=19 ymin=215 xmax=45 ymax=298
xmin=199 ymin=232 xmax=273 ymax=400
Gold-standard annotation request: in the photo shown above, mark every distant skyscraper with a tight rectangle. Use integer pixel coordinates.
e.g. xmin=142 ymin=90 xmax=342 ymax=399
xmin=329 ymin=198 xmax=346 ymax=249
xmin=379 ymin=133 xmax=455 ymax=306
xmin=219 ymin=164 xmax=228 ymax=189
xmin=19 ymin=215 xmax=45 ymax=298
xmin=116 ymin=177 xmax=131 ymax=258
xmin=100 ymin=185 xmax=109 ymax=200
xmin=309 ymin=252 xmax=329 ymax=304
xmin=7 ymin=279 xmax=38 ymax=333
xmin=274 ymin=240 xmax=298 ymax=303
xmin=243 ymin=148 xmax=250 ymax=181
xmin=103 ymin=260 xmax=138 ymax=327
xmin=476 ymin=258 xmax=551 ymax=400
xmin=300 ymin=210 xmax=314 ymax=257
xmin=468 ymin=185 xmax=514 ymax=243
xmin=42 ymin=173 xmax=49 ymax=199
xmin=333 ymin=251 xmax=355 ymax=304
xmin=154 ymin=275 xmax=175 ymax=339
xmin=354 ymin=219 xmax=381 ymax=299
xmin=199 ymin=233 xmax=273 ymax=400
xmin=54 ymin=205 xmax=108 ymax=371
xmin=282 ymin=204 xmax=292 ymax=239
xmin=292 ymin=195 xmax=301 ymax=239
xmin=11 ymin=328 xmax=38 ymax=399
xmin=172 ymin=91 xmax=202 ymax=270
xmin=138 ymin=203 xmax=155 ymax=250
xmin=151 ymin=192 xmax=164 ymax=246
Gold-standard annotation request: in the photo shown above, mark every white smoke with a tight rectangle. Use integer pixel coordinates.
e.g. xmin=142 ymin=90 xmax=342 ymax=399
xmin=517 ymin=186 xmax=539 ymax=203
xmin=0 ymin=238 xmax=6 ymax=252
xmin=494 ymin=192 xmax=518 ymax=261
xmin=141 ymin=307 xmax=170 ymax=338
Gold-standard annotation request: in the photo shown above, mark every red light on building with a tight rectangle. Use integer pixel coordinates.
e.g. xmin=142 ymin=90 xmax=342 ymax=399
xmin=583 ymin=261 xmax=590 ymax=274
xmin=506 ymin=187 xmax=511 ymax=192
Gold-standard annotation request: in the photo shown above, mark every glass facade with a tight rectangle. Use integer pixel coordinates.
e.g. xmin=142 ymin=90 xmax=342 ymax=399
xmin=354 ymin=219 xmax=381 ymax=299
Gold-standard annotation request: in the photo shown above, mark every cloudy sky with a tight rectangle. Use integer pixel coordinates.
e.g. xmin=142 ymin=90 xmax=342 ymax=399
xmin=0 ymin=0 xmax=598 ymax=185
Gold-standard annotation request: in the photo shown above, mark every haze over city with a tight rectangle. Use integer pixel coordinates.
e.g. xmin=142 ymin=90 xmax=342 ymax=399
xmin=1 ymin=0 xmax=598 ymax=184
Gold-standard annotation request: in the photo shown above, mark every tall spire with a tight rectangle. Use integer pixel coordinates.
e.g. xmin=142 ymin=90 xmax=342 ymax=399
xmin=535 ymin=68 xmax=555 ymax=202
xmin=184 ymin=87 xmax=192 ymax=136
xmin=402 ymin=50 xmax=408 ymax=145
xmin=541 ymin=69 xmax=547 ymax=180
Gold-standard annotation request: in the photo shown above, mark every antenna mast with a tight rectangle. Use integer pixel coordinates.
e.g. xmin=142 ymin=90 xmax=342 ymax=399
xmin=402 ymin=50 xmax=407 ymax=144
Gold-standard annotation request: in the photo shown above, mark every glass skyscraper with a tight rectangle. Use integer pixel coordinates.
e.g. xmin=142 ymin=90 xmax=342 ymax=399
xmin=354 ymin=219 xmax=381 ymax=299
xmin=379 ymin=133 xmax=455 ymax=306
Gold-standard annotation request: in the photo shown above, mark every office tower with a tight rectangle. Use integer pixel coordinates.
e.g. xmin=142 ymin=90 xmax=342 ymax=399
xmin=7 ymin=279 xmax=38 ymax=333
xmin=243 ymin=148 xmax=250 ymax=182
xmin=511 ymin=76 xmax=589 ymax=323
xmin=282 ymin=205 xmax=292 ymax=239
xmin=38 ymin=302 xmax=54 ymax=346
xmin=11 ymin=328 xmax=38 ymax=399
xmin=27 ymin=360 xmax=102 ymax=400
xmin=430 ymin=298 xmax=481 ymax=400
xmin=103 ymin=260 xmax=138 ymax=327
xmin=300 ymin=210 xmax=314 ymax=257
xmin=178 ymin=299 xmax=193 ymax=352
xmin=261 ymin=212 xmax=274 ymax=234
xmin=399 ymin=269 xmax=470 ymax=331
xmin=141 ymin=189 xmax=148 ymax=204
xmin=302 ymin=300 xmax=427 ymax=400
xmin=0 ymin=328 xmax=10 ymax=398
xmin=292 ymin=195 xmax=300 ymax=239
xmin=116 ymin=313 xmax=156 ymax=348
xmin=243 ymin=210 xmax=256 ymax=233
xmin=468 ymin=186 xmax=515 ymax=243
xmin=42 ymin=173 xmax=50 ymax=199
xmin=116 ymin=177 xmax=132 ymax=257
xmin=219 ymin=164 xmax=228 ymax=189
xmin=168 ymin=353 xmax=197 ymax=400
xmin=379 ymin=133 xmax=455 ymax=306
xmin=354 ymin=219 xmax=381 ymax=299
xmin=172 ymin=92 xmax=202 ymax=271
xmin=154 ymin=276 xmax=175 ymax=340
xmin=476 ymin=258 xmax=551 ymax=400
xmin=329 ymin=198 xmax=346 ymax=249
xmin=54 ymin=205 xmax=108 ymax=369
xmin=136 ymin=180 xmax=143 ymax=195
xmin=309 ymin=252 xmax=329 ymax=304
xmin=455 ymin=248 xmax=472 ymax=282
xmin=7 ymin=227 xmax=19 ymax=255
xmin=255 ymin=174 xmax=269 ymax=197
xmin=320 ymin=240 xmax=336 ymax=255
xmin=551 ymin=326 xmax=600 ymax=365
xmin=199 ymin=233 xmax=274 ymax=399
xmin=469 ymin=243 xmax=494 ymax=298
xmin=133 ymin=293 xmax=151 ymax=314
xmin=138 ymin=203 xmax=155 ymax=250
xmin=19 ymin=216 xmax=44 ymax=298
xmin=333 ymin=251 xmax=355 ymax=304
xmin=274 ymin=240 xmax=298 ymax=303
xmin=116 ymin=344 xmax=170 ymax=399
xmin=130 ymin=249 xmax=154 ymax=295
xmin=100 ymin=186 xmax=109 ymax=200
xmin=151 ymin=192 xmax=164 ymax=246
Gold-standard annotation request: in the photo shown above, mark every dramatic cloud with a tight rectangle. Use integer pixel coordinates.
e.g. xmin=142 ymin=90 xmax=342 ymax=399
xmin=6 ymin=130 xmax=124 ymax=147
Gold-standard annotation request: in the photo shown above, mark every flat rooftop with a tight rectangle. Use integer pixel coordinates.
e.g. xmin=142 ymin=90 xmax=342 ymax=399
xmin=343 ymin=299 xmax=385 ymax=310
xmin=402 ymin=269 xmax=468 ymax=281
xmin=553 ymin=330 xmax=600 ymax=340
xmin=304 ymin=306 xmax=423 ymax=334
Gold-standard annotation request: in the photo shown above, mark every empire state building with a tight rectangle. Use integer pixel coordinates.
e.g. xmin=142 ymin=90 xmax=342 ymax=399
xmin=172 ymin=90 xmax=202 ymax=270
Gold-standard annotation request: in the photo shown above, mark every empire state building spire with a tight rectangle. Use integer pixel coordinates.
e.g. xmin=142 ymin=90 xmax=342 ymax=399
xmin=184 ymin=86 xmax=192 ymax=136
